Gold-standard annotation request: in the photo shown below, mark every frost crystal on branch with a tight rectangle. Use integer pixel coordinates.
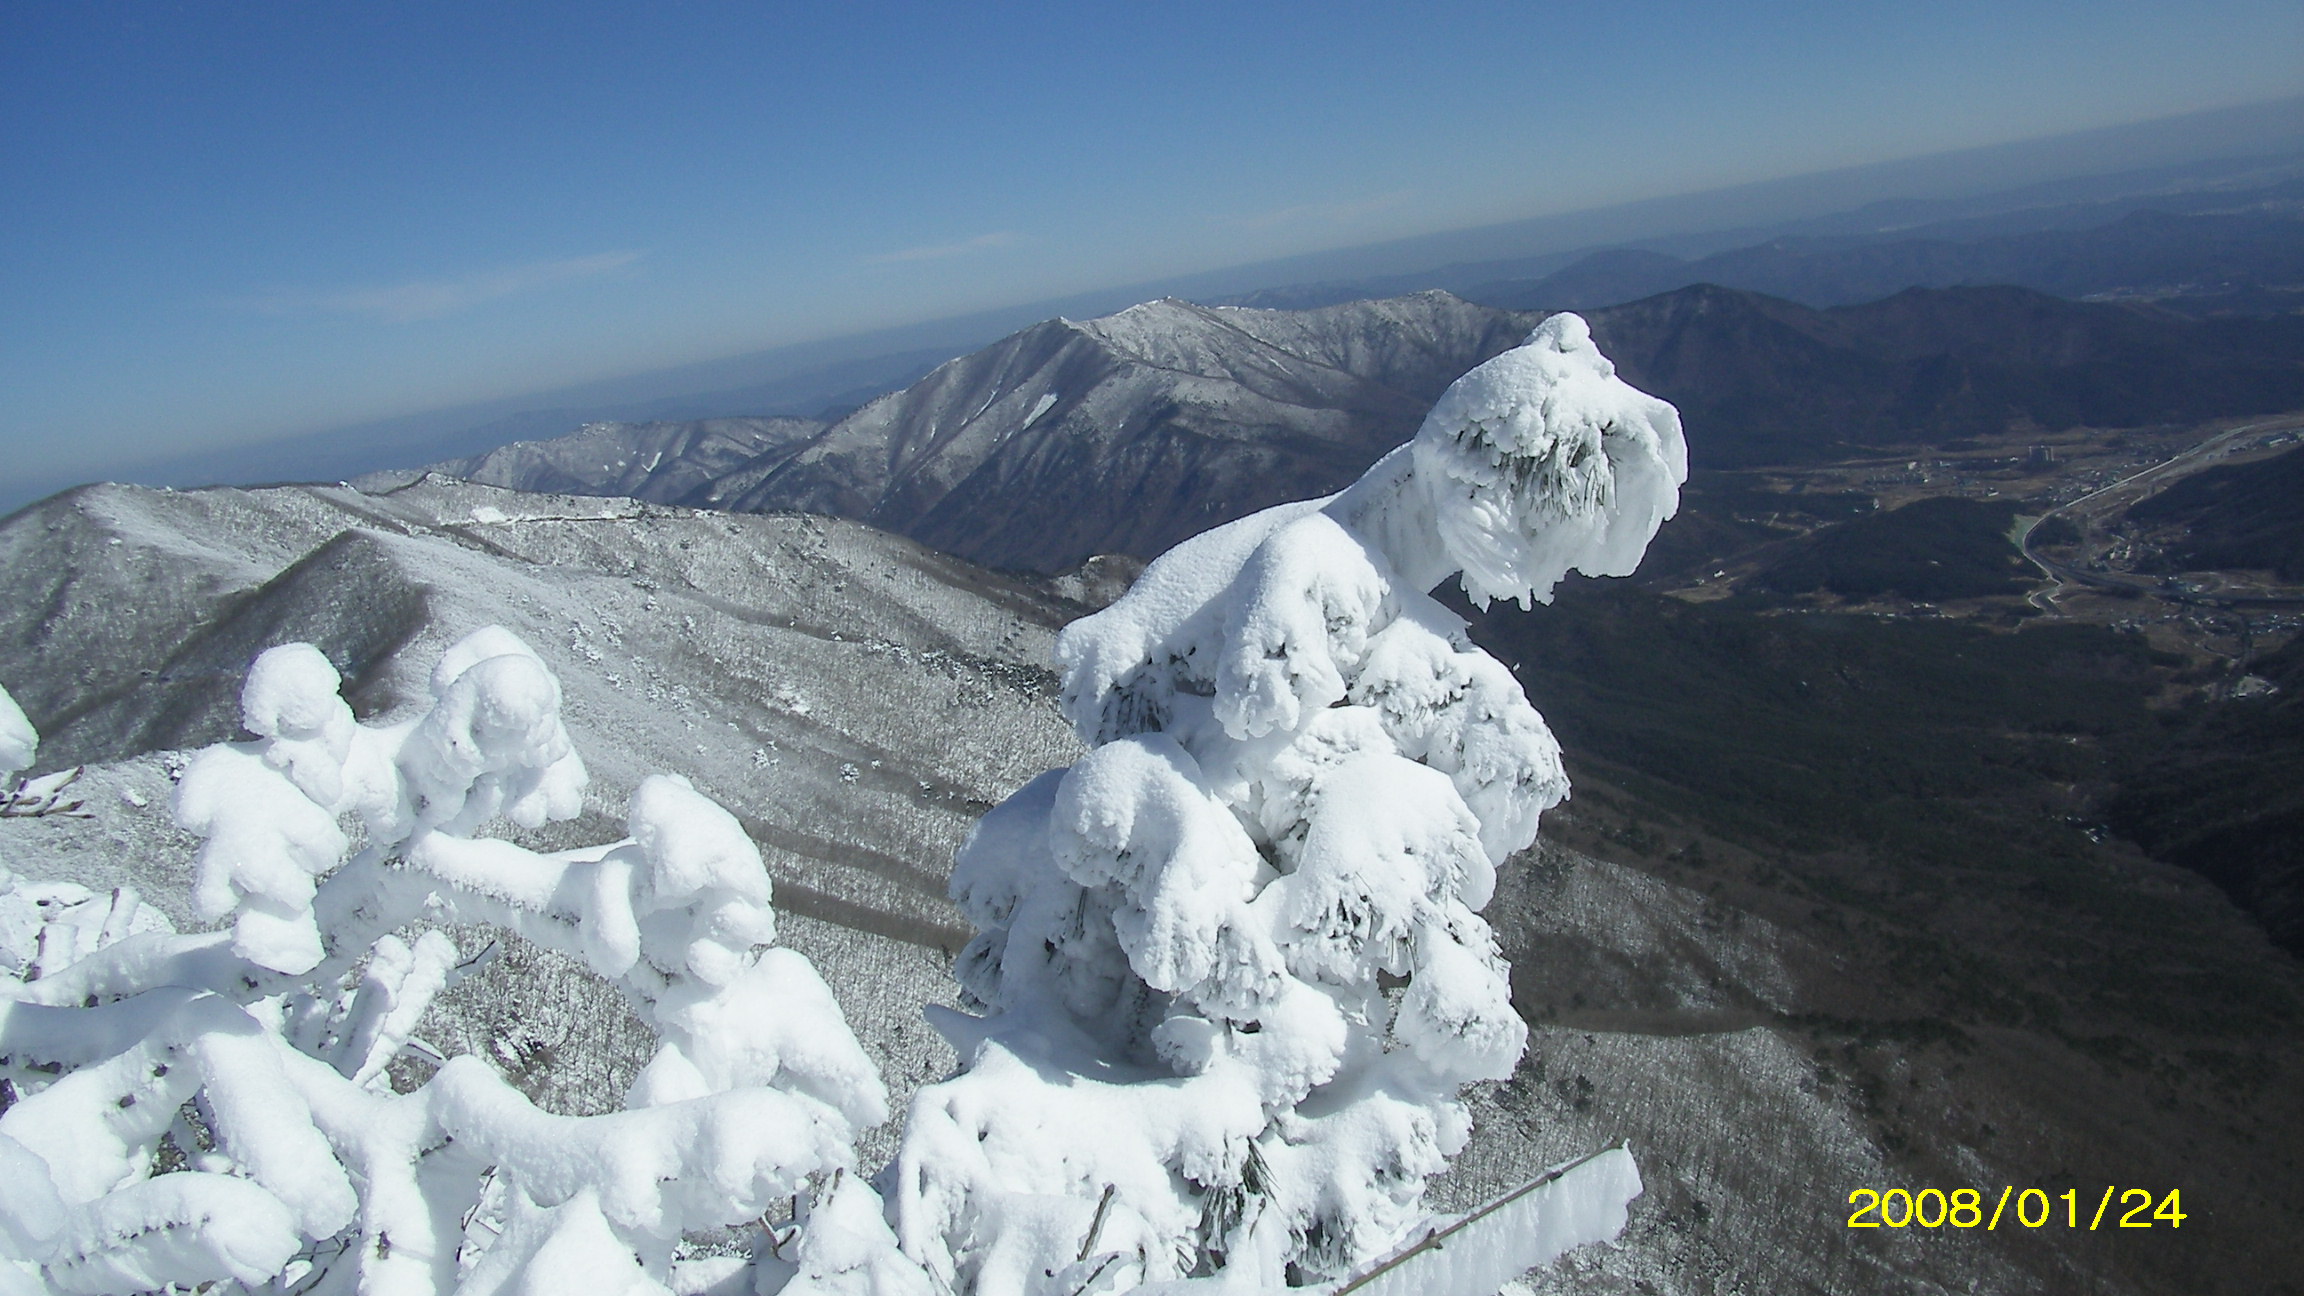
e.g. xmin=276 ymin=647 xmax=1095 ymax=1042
xmin=892 ymin=314 xmax=1685 ymax=1292
xmin=0 ymin=630 xmax=915 ymax=1296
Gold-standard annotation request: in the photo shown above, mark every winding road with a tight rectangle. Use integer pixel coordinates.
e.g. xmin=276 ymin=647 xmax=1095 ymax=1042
xmin=2019 ymin=416 xmax=2304 ymax=613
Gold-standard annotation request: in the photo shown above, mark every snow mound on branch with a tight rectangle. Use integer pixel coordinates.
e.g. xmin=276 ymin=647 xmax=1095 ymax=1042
xmin=172 ymin=631 xmax=588 ymax=975
xmin=784 ymin=1171 xmax=937 ymax=1296
xmin=46 ymin=1172 xmax=301 ymax=1295
xmin=1408 ymin=311 xmax=1685 ymax=610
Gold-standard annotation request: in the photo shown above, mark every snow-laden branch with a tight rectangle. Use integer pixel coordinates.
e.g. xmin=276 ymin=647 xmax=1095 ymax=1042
xmin=893 ymin=315 xmax=1681 ymax=1292
xmin=0 ymin=631 xmax=922 ymax=1296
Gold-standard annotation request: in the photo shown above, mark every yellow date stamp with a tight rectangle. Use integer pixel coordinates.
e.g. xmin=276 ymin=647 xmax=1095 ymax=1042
xmin=1847 ymin=1187 xmax=2185 ymax=1230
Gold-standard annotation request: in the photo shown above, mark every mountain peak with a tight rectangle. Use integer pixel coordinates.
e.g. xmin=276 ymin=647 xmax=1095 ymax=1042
xmin=712 ymin=293 xmax=1533 ymax=571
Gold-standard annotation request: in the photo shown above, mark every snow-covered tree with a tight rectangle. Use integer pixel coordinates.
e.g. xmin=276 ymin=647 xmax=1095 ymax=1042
xmin=890 ymin=314 xmax=1686 ymax=1291
xmin=0 ymin=631 xmax=920 ymax=1296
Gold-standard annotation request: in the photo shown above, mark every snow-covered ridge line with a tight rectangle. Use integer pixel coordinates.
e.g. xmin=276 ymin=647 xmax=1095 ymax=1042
xmin=395 ymin=416 xmax=825 ymax=511
xmin=414 ymin=290 xmax=1536 ymax=575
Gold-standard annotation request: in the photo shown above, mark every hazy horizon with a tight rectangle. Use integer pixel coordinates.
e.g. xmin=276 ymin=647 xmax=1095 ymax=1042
xmin=5 ymin=2 xmax=2301 ymax=503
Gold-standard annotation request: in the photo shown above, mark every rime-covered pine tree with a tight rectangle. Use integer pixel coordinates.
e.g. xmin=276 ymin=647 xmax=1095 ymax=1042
xmin=890 ymin=314 xmax=1686 ymax=1292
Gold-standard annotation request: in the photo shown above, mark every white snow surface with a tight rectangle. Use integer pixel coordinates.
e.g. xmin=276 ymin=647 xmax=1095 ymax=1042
xmin=0 ymin=686 xmax=31 ymax=780
xmin=896 ymin=317 xmax=1677 ymax=1290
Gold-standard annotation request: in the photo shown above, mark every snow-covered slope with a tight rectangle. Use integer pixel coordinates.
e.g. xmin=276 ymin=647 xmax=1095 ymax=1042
xmin=394 ymin=415 xmax=823 ymax=506
xmin=0 ymin=476 xmax=1085 ymax=943
xmin=0 ymin=477 xmax=1087 ymax=1155
xmin=725 ymin=291 xmax=1534 ymax=572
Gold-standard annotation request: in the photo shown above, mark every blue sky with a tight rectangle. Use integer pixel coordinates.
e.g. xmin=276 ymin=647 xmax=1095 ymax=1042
xmin=4 ymin=0 xmax=2300 ymax=487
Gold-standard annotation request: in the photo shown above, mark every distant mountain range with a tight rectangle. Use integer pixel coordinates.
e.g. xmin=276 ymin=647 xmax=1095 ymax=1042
xmin=1218 ymin=166 xmax=2304 ymax=311
xmin=1469 ymin=208 xmax=2304 ymax=316
xmin=401 ymin=291 xmax=1532 ymax=570
xmin=427 ymin=416 xmax=824 ymax=507
xmin=20 ymin=104 xmax=2293 ymax=521
xmin=718 ymin=293 xmax=1535 ymax=571
xmin=409 ymin=283 xmax=2304 ymax=571
xmin=385 ymin=276 xmax=2304 ymax=970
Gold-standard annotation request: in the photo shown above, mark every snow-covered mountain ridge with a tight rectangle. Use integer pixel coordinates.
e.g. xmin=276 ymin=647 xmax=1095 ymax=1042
xmin=724 ymin=292 xmax=1537 ymax=571
xmin=405 ymin=283 xmax=2304 ymax=582
xmin=406 ymin=291 xmax=1536 ymax=573
xmin=389 ymin=415 xmax=824 ymax=506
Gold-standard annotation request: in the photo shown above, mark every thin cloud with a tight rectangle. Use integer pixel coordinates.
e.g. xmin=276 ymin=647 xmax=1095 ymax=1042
xmin=233 ymin=251 xmax=644 ymax=323
xmin=864 ymin=232 xmax=1018 ymax=265
xmin=1233 ymin=191 xmax=1412 ymax=231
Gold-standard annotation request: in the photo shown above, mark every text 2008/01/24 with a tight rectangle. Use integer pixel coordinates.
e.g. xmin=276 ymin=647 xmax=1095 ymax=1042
xmin=1847 ymin=1187 xmax=2186 ymax=1230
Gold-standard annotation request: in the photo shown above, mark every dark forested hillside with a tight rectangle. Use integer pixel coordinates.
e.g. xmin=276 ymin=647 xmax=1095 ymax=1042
xmin=2127 ymin=441 xmax=2304 ymax=579
xmin=2106 ymin=634 xmax=2304 ymax=953
xmin=1745 ymin=496 xmax=2032 ymax=601
xmin=1583 ymin=285 xmax=2304 ymax=467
